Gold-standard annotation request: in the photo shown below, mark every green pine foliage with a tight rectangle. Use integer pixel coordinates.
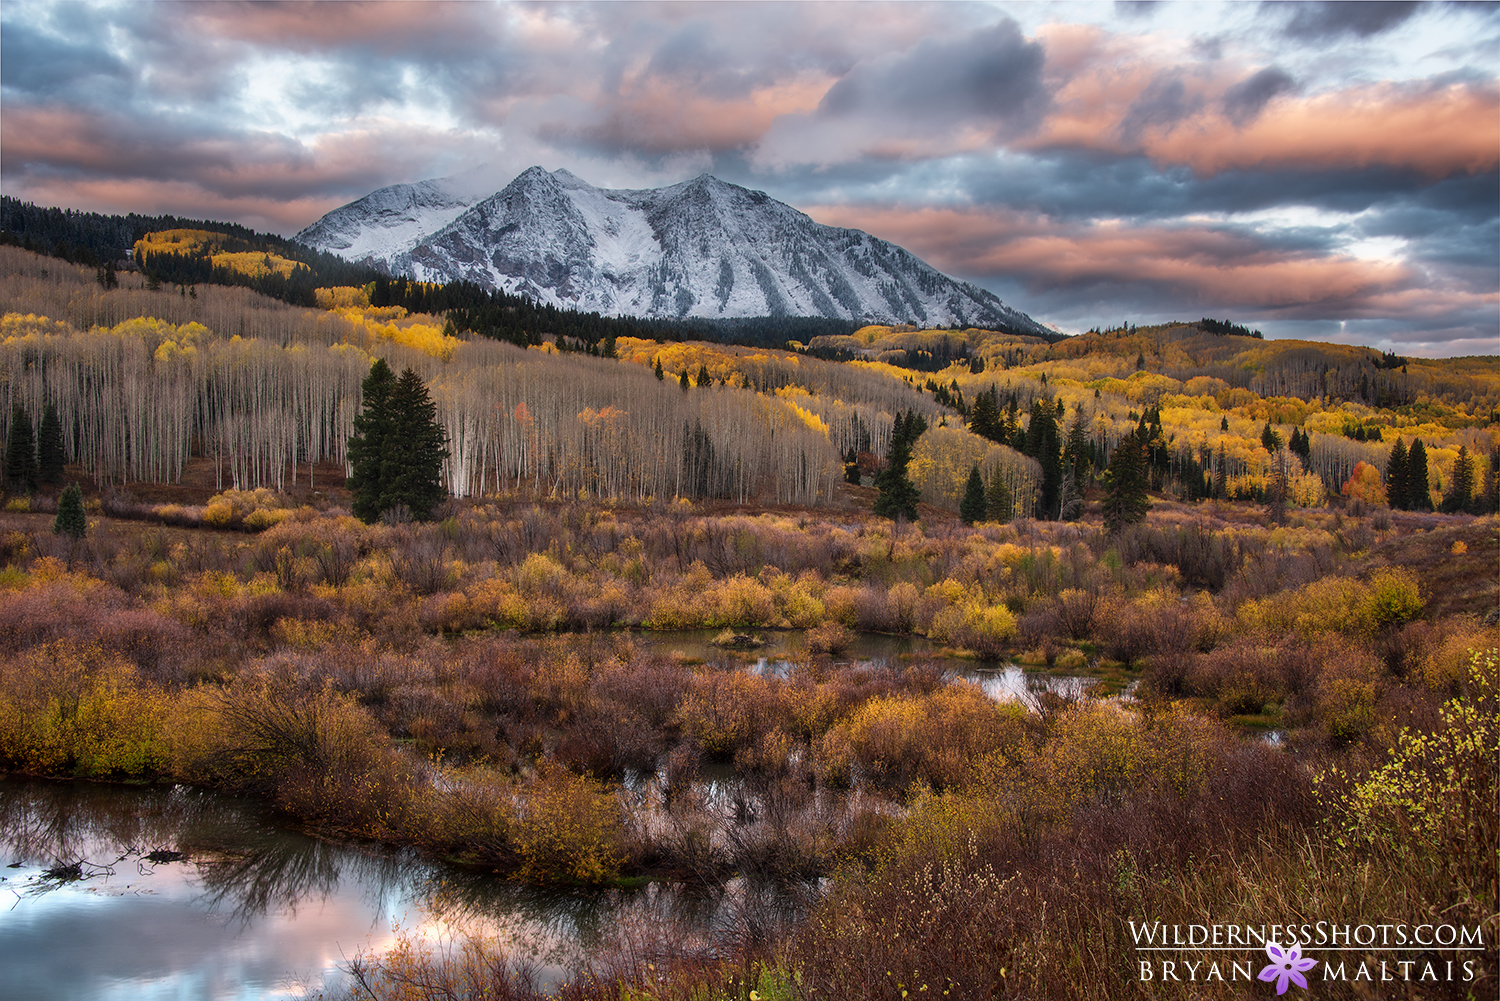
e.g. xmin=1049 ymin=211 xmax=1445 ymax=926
xmin=1407 ymin=438 xmax=1432 ymax=511
xmin=36 ymin=403 xmax=65 ymax=484
xmin=968 ymin=386 xmax=1002 ymax=443
xmin=1102 ymin=428 xmax=1150 ymax=532
xmin=985 ymin=471 xmax=1013 ymax=524
xmin=379 ymin=368 xmax=451 ymax=522
xmin=4 ymin=405 xmax=37 ymax=494
xmin=53 ymin=483 xmax=86 ymax=538
xmin=347 ymin=360 xmax=398 ymax=523
xmin=1026 ymin=398 xmax=1062 ymax=520
xmin=1386 ymin=437 xmax=1410 ymax=510
xmin=959 ymin=464 xmax=986 ymax=525
xmin=1442 ymin=445 xmax=1476 ymax=514
xmin=873 ymin=410 xmax=925 ymax=522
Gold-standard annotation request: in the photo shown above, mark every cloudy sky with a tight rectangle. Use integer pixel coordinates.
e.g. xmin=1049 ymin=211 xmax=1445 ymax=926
xmin=3 ymin=1 xmax=1496 ymax=355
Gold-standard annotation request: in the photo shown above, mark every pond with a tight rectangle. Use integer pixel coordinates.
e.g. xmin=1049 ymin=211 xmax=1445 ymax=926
xmin=0 ymin=778 xmax=795 ymax=1001
xmin=640 ymin=628 xmax=1097 ymax=708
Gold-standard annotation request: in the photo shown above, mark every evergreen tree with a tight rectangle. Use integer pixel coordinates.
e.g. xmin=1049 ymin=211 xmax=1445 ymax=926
xmin=1102 ymin=428 xmax=1149 ymax=532
xmin=844 ymin=448 xmax=861 ymax=485
xmin=1220 ymin=415 xmax=1229 ymax=432
xmin=873 ymin=410 xmax=922 ymax=521
xmin=347 ymin=360 xmax=399 ymax=523
xmin=1407 ymin=438 xmax=1432 ymax=511
xmin=969 ymin=386 xmax=1001 ymax=443
xmin=959 ymin=463 xmax=986 ymax=525
xmin=679 ymin=370 xmax=690 ymax=391
xmin=4 ymin=405 xmax=37 ymax=494
xmin=1026 ymin=398 xmax=1061 ymax=520
xmin=36 ymin=402 xmax=65 ymax=484
xmin=1064 ymin=409 xmax=1091 ymax=493
xmin=985 ymin=470 xmax=1013 ymax=524
xmin=696 ymin=364 xmax=711 ymax=388
xmin=654 ymin=357 xmax=664 ymax=380
xmin=53 ymin=483 xmax=86 ymax=539
xmin=377 ymin=368 xmax=450 ymax=521
xmin=1386 ymin=437 xmax=1409 ymax=510
xmin=1260 ymin=422 xmax=1282 ymax=453
xmin=1442 ymin=445 xmax=1475 ymax=514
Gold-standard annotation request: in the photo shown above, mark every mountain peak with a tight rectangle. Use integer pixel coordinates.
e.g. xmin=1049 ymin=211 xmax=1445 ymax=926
xmin=297 ymin=167 xmax=1047 ymax=333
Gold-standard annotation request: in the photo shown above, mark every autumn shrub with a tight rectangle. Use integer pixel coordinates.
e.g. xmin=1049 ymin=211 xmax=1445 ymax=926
xmin=1415 ymin=615 xmax=1498 ymax=693
xmin=818 ymin=683 xmax=1026 ymax=791
xmin=0 ymin=641 xmax=170 ymax=777
xmin=176 ymin=670 xmax=389 ymax=792
xmin=805 ymin=620 xmax=852 ymax=655
xmin=674 ymin=668 xmax=788 ymax=758
xmin=707 ymin=573 xmax=776 ymax=627
xmin=510 ymin=762 xmax=625 ymax=884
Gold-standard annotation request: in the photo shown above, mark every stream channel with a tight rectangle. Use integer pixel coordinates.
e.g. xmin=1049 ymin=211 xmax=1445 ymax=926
xmin=0 ymin=633 xmax=1092 ymax=1000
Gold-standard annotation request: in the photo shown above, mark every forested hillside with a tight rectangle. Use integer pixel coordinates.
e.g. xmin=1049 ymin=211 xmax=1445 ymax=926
xmin=1 ymin=241 xmax=1495 ymax=520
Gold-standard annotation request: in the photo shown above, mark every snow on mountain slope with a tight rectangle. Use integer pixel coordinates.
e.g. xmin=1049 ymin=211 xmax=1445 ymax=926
xmin=297 ymin=167 xmax=1047 ymax=333
xmin=294 ymin=167 xmax=492 ymax=264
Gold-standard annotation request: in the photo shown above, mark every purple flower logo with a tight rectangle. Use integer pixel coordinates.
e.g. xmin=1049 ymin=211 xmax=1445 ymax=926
xmin=1258 ymin=940 xmax=1317 ymax=994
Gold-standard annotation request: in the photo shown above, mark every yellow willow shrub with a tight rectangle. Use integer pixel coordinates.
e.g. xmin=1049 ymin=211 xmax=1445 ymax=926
xmin=270 ymin=617 xmax=362 ymax=650
xmin=880 ymin=786 xmax=1014 ymax=866
xmin=1143 ymin=708 xmax=1229 ymax=799
xmin=1319 ymin=648 xmax=1497 ymax=896
xmin=1364 ymin=566 xmax=1423 ymax=630
xmin=177 ymin=676 xmax=388 ymax=788
xmin=821 ymin=685 xmax=1026 ymax=791
xmin=675 ymin=669 xmax=785 ymax=757
xmin=510 ymin=763 xmax=624 ymax=884
xmin=768 ymin=570 xmax=827 ymax=629
xmin=529 ymin=652 xmax=590 ymax=716
xmin=1420 ymin=618 xmax=1497 ymax=694
xmin=887 ymin=581 xmax=921 ymax=633
xmin=449 ymin=578 xmax=530 ymax=631
xmin=0 ymin=642 xmax=169 ymax=777
xmin=709 ymin=574 xmax=776 ymax=627
xmin=644 ymin=562 xmax=715 ymax=629
xmin=823 ymin=585 xmax=861 ymax=627
xmin=1039 ymin=701 xmax=1153 ymax=806
xmin=515 ymin=552 xmax=566 ymax=596
xmin=1238 ymin=576 xmax=1373 ymax=638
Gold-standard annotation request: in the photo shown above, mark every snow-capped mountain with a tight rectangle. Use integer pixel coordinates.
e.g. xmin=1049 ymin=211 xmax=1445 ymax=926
xmin=296 ymin=167 xmax=1047 ymax=333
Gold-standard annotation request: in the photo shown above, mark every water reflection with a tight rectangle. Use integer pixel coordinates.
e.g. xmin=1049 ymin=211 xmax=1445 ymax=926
xmin=0 ymin=778 xmax=807 ymax=1001
xmin=645 ymin=627 xmax=1097 ymax=706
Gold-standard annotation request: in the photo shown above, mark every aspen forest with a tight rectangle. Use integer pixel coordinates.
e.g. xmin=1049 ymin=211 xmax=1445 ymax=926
xmin=0 ymin=235 xmax=1495 ymax=1001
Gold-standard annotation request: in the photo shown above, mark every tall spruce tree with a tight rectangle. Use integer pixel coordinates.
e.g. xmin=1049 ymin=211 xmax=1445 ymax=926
xmin=1386 ymin=437 xmax=1410 ymax=510
xmin=1407 ymin=438 xmax=1432 ymax=511
xmin=1026 ymin=398 xmax=1062 ymax=520
xmin=959 ymin=463 xmax=986 ymax=525
xmin=1442 ymin=445 xmax=1475 ymax=513
xmin=4 ymin=405 xmax=37 ymax=494
xmin=873 ymin=409 xmax=923 ymax=521
xmin=969 ymin=386 xmax=1001 ymax=443
xmin=1064 ymin=409 xmax=1092 ymax=494
xmin=37 ymin=402 xmax=65 ymax=484
xmin=1102 ymin=427 xmax=1149 ymax=532
xmin=377 ymin=368 xmax=450 ymax=521
xmin=347 ymin=360 xmax=398 ymax=523
xmin=985 ymin=470 xmax=1013 ymax=523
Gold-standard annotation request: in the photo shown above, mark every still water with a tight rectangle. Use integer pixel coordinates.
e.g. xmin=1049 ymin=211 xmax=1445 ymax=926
xmin=0 ymin=779 xmax=770 ymax=1001
xmin=0 ymin=632 xmax=1090 ymax=999
xmin=642 ymin=628 xmax=1096 ymax=707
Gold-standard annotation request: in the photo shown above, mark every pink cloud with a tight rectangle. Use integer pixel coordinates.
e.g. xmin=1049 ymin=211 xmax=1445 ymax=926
xmin=805 ymin=204 xmax=1437 ymax=318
